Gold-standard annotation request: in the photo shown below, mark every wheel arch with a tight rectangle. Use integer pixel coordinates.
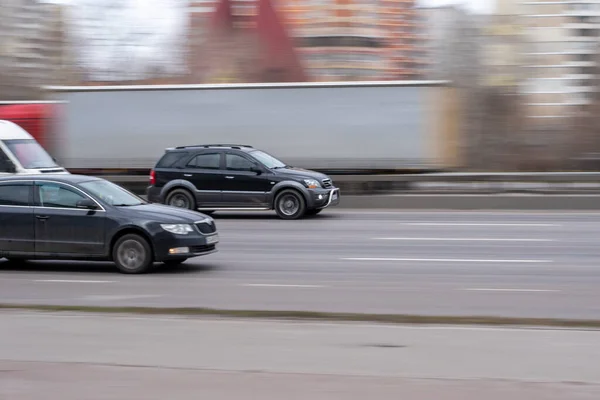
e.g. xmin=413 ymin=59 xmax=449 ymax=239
xmin=270 ymin=181 xmax=310 ymax=209
xmin=160 ymin=180 xmax=197 ymax=202
xmin=109 ymin=226 xmax=155 ymax=262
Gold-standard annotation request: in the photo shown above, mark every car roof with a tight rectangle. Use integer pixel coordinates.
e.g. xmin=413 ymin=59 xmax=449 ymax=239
xmin=0 ymin=174 xmax=103 ymax=184
xmin=0 ymin=120 xmax=35 ymax=140
xmin=166 ymin=144 xmax=255 ymax=153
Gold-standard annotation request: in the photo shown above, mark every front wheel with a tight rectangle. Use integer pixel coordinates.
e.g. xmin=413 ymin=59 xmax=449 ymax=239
xmin=113 ymin=234 xmax=153 ymax=274
xmin=274 ymin=189 xmax=306 ymax=220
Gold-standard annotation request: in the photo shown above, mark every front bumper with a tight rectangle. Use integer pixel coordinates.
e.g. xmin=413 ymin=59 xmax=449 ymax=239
xmin=153 ymin=231 xmax=219 ymax=261
xmin=310 ymin=188 xmax=340 ymax=210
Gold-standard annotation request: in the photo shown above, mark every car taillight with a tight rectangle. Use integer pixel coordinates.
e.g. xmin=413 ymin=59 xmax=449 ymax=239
xmin=149 ymin=169 xmax=156 ymax=186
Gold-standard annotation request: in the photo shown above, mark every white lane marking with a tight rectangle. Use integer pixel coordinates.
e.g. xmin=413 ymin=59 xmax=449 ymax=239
xmin=403 ymin=223 xmax=559 ymax=227
xmin=461 ymin=288 xmax=561 ymax=293
xmin=373 ymin=237 xmax=553 ymax=242
xmin=239 ymin=284 xmax=325 ymax=288
xmin=34 ymin=279 xmax=116 ymax=283
xmin=81 ymin=295 xmax=163 ymax=301
xmin=342 ymin=258 xmax=551 ymax=263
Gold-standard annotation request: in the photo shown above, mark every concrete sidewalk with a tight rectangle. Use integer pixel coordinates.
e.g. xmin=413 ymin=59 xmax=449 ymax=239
xmin=1 ymin=312 xmax=600 ymax=399
xmin=3 ymin=361 xmax=599 ymax=400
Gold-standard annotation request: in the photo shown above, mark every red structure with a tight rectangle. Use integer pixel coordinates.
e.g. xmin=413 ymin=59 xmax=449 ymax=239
xmin=0 ymin=104 xmax=57 ymax=151
xmin=197 ymin=0 xmax=306 ymax=83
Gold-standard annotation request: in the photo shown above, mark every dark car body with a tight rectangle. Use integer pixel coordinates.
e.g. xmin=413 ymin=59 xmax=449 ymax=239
xmin=0 ymin=174 xmax=218 ymax=273
xmin=146 ymin=144 xmax=340 ymax=219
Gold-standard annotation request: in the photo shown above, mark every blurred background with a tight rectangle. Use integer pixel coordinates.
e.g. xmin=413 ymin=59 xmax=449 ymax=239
xmin=2 ymin=0 xmax=600 ymax=172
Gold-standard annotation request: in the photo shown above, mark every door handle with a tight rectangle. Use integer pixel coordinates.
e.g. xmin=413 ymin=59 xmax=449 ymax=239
xmin=184 ymin=174 xmax=192 ymax=177
xmin=225 ymin=176 xmax=234 ymax=179
xmin=36 ymin=215 xmax=50 ymax=221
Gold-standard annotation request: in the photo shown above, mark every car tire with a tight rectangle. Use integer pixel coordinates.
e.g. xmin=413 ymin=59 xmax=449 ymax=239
xmin=274 ymin=189 xmax=306 ymax=220
xmin=306 ymin=209 xmax=323 ymax=216
xmin=163 ymin=258 xmax=187 ymax=267
xmin=113 ymin=234 xmax=153 ymax=274
xmin=166 ymin=188 xmax=196 ymax=210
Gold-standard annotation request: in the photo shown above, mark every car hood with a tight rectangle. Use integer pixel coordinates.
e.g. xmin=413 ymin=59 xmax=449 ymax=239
xmin=273 ymin=167 xmax=329 ymax=181
xmin=119 ymin=203 xmax=209 ymax=223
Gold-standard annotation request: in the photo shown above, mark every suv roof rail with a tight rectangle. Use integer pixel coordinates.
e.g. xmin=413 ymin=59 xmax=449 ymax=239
xmin=173 ymin=144 xmax=254 ymax=150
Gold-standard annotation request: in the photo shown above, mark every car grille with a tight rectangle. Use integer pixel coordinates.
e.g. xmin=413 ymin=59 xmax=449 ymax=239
xmin=322 ymin=179 xmax=333 ymax=189
xmin=189 ymin=244 xmax=216 ymax=253
xmin=196 ymin=221 xmax=217 ymax=234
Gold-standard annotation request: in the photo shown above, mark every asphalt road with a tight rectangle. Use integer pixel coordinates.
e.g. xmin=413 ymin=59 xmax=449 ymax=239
xmin=2 ymin=210 xmax=600 ymax=319
xmin=2 ymin=312 xmax=600 ymax=399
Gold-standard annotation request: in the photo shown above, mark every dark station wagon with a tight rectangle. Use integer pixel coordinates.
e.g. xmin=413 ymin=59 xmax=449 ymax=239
xmin=0 ymin=175 xmax=218 ymax=273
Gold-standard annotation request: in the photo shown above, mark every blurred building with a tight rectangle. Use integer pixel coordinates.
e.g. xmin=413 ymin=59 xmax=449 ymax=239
xmin=0 ymin=0 xmax=65 ymax=100
xmin=190 ymin=0 xmax=306 ymax=83
xmin=282 ymin=0 xmax=427 ymax=81
xmin=190 ymin=0 xmax=428 ymax=82
xmin=479 ymin=14 xmax=523 ymax=89
xmin=504 ymin=0 xmax=600 ymax=121
xmin=421 ymin=5 xmax=471 ymax=81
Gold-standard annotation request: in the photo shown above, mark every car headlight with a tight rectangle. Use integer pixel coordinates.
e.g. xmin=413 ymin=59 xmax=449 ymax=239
xmin=303 ymin=179 xmax=321 ymax=189
xmin=161 ymin=224 xmax=194 ymax=235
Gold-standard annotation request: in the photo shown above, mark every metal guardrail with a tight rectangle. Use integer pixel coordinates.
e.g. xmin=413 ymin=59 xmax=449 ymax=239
xmin=103 ymin=172 xmax=600 ymax=196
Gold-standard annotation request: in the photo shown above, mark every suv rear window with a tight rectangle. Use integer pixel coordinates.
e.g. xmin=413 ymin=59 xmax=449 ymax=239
xmin=156 ymin=152 xmax=187 ymax=168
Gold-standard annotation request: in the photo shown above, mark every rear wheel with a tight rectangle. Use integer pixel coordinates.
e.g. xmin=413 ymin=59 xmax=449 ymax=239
xmin=113 ymin=234 xmax=153 ymax=274
xmin=166 ymin=188 xmax=196 ymax=210
xmin=163 ymin=258 xmax=187 ymax=267
xmin=274 ymin=189 xmax=306 ymax=220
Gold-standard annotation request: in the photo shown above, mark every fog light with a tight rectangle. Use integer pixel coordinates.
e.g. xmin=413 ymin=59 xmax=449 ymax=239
xmin=169 ymin=247 xmax=189 ymax=255
xmin=318 ymin=194 xmax=323 ymax=200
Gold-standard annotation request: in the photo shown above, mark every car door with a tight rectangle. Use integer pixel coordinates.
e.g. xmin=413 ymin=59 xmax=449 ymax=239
xmin=0 ymin=181 xmax=34 ymax=256
xmin=220 ymin=152 xmax=272 ymax=207
xmin=34 ymin=181 xmax=106 ymax=256
xmin=181 ymin=152 xmax=223 ymax=207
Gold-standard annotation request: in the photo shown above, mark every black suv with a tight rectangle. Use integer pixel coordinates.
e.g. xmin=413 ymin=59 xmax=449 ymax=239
xmin=147 ymin=144 xmax=340 ymax=219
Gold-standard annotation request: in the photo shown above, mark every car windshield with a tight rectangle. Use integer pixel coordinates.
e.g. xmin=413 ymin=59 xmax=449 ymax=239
xmin=80 ymin=180 xmax=146 ymax=207
xmin=249 ymin=150 xmax=287 ymax=169
xmin=4 ymin=139 xmax=58 ymax=169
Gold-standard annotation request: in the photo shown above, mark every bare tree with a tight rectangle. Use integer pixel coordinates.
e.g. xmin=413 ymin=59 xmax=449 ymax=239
xmin=68 ymin=0 xmax=187 ymax=83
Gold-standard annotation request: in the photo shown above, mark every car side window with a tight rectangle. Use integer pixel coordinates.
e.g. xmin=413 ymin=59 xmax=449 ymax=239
xmin=226 ymin=154 xmax=255 ymax=171
xmin=187 ymin=153 xmax=220 ymax=170
xmin=37 ymin=183 xmax=87 ymax=209
xmin=0 ymin=184 xmax=31 ymax=206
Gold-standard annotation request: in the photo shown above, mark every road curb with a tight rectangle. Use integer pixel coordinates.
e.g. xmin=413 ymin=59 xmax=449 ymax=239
xmin=1 ymin=304 xmax=599 ymax=328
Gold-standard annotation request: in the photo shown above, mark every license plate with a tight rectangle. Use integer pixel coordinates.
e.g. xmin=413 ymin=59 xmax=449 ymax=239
xmin=332 ymin=192 xmax=338 ymax=200
xmin=206 ymin=234 xmax=219 ymax=244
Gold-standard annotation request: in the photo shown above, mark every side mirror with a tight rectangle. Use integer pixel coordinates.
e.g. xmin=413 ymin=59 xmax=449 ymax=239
xmin=251 ymin=164 xmax=262 ymax=174
xmin=76 ymin=198 xmax=98 ymax=210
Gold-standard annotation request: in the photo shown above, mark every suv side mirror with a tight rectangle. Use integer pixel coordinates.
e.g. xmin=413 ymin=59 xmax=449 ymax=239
xmin=250 ymin=165 xmax=262 ymax=174
xmin=76 ymin=198 xmax=98 ymax=210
